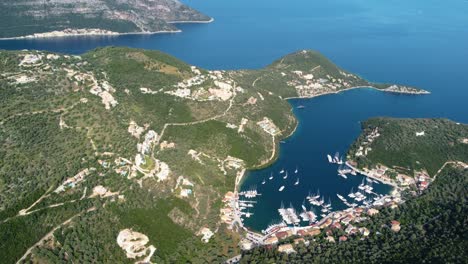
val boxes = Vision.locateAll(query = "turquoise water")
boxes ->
[1,0,467,231]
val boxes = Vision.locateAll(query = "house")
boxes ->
[275,230,292,240]
[307,229,321,237]
[293,238,307,245]
[420,181,429,190]
[297,229,307,236]
[326,236,335,243]
[264,236,279,245]
[359,227,370,237]
[339,236,348,242]
[331,222,342,230]
[391,220,401,232]
[278,244,296,254]
[367,208,379,216]
[345,225,358,236]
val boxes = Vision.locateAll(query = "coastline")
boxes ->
[235,85,425,193]
[345,162,399,189]
[284,85,430,101]
[0,17,216,40]
[0,29,183,41]
[168,18,215,24]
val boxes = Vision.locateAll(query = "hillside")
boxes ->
[0,0,212,39]
[347,118,468,180]
[0,47,425,263]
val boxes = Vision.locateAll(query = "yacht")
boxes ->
[283,171,288,179]
[279,186,285,192]
[294,178,299,185]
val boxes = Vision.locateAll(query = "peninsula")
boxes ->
[0,47,429,263]
[0,0,212,39]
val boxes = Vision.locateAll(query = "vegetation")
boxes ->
[241,165,468,263]
[0,47,424,262]
[348,118,468,176]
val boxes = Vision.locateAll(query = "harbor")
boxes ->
[239,96,396,232]
[237,154,393,232]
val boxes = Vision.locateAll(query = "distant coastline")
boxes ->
[169,18,215,24]
[0,29,184,40]
[0,18,215,40]
[284,85,430,100]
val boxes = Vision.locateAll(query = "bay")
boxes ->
[1,0,467,232]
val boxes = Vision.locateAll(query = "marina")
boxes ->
[241,127,394,232]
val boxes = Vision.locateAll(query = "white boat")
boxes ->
[337,194,347,202]
[269,173,273,180]
[295,166,298,174]
[279,169,285,174]
[294,178,299,185]
[327,154,333,163]
[262,178,266,184]
[302,204,307,211]
[313,189,320,200]
[279,186,285,192]
[334,152,340,163]
[283,171,288,179]
[337,156,344,165]
[338,173,347,179]
[321,214,327,218]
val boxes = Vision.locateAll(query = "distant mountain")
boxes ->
[0,0,212,38]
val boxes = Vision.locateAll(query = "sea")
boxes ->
[1,0,467,232]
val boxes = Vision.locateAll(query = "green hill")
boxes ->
[348,118,468,177]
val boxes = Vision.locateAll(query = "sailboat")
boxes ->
[279,186,285,192]
[327,154,333,163]
[337,156,344,165]
[262,178,266,184]
[279,169,285,174]
[283,171,288,179]
[334,152,340,163]
[294,166,298,174]
[269,173,273,180]
[294,178,299,185]
[313,189,320,199]
[338,173,347,179]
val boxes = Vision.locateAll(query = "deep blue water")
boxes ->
[1,0,467,231]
